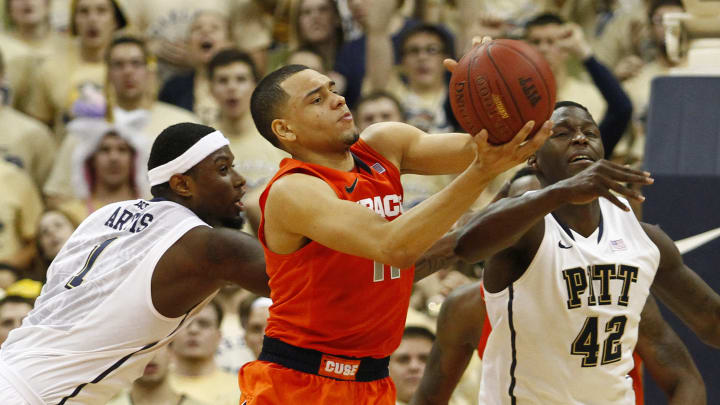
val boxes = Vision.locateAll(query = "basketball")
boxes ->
[449,39,556,144]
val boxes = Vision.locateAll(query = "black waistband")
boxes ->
[258,335,390,382]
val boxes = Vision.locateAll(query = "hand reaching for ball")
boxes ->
[470,120,554,178]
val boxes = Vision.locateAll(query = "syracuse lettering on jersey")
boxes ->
[356,194,403,218]
[561,264,639,309]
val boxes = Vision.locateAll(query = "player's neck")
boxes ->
[130,380,181,405]
[553,200,602,238]
[173,356,218,377]
[291,147,355,172]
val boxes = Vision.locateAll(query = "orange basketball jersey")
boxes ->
[258,139,414,358]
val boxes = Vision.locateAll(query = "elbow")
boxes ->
[384,250,416,270]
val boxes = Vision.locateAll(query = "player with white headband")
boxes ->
[0,123,270,405]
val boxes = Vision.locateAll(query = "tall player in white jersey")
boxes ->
[411,101,720,405]
[0,123,270,405]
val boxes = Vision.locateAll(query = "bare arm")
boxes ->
[643,223,720,348]
[267,123,549,269]
[414,231,476,281]
[637,296,706,404]
[152,226,268,318]
[410,282,485,405]
[362,122,476,175]
[455,160,653,263]
[365,0,397,92]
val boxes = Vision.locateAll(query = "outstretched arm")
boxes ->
[410,282,485,405]
[456,160,652,262]
[643,223,720,348]
[152,226,269,318]
[637,296,706,404]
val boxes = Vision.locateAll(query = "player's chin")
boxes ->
[342,130,360,146]
[221,214,245,230]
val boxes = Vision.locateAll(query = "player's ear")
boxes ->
[272,118,296,143]
[169,173,193,198]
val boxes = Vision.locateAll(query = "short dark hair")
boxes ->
[71,0,127,36]
[356,90,406,120]
[554,100,596,123]
[105,34,150,65]
[403,326,435,342]
[648,0,684,19]
[0,295,34,312]
[399,23,455,59]
[250,64,310,149]
[525,12,565,33]
[208,47,259,82]
[147,122,217,196]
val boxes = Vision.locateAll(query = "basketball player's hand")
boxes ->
[443,36,493,73]
[471,120,553,176]
[555,160,654,211]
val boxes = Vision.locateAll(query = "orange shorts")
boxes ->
[238,360,397,405]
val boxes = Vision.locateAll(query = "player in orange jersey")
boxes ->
[237,52,559,403]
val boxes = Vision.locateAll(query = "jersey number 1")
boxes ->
[64,237,118,289]
[571,315,627,367]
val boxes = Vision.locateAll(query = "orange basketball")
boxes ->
[449,39,556,144]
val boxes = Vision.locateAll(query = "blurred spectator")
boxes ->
[0,0,72,111]
[335,0,424,108]
[120,0,230,82]
[366,22,454,133]
[0,295,33,347]
[214,286,255,374]
[53,118,149,220]
[25,0,127,137]
[44,35,198,205]
[239,295,271,359]
[271,0,343,73]
[0,263,22,292]
[286,46,326,73]
[525,14,605,119]
[33,209,78,281]
[0,48,56,187]
[158,10,231,124]
[107,346,207,405]
[208,48,288,194]
[0,158,43,271]
[169,301,240,405]
[391,326,434,405]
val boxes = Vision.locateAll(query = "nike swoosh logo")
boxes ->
[558,241,573,249]
[675,226,720,254]
[345,178,358,193]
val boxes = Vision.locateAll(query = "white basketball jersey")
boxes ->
[0,199,214,405]
[479,198,660,405]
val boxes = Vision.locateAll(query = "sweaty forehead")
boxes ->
[551,106,596,127]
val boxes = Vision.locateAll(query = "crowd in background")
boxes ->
[0,0,689,403]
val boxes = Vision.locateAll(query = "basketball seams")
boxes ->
[493,42,555,116]
[486,43,527,142]
[465,50,492,136]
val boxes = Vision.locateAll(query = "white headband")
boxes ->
[148,130,230,186]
